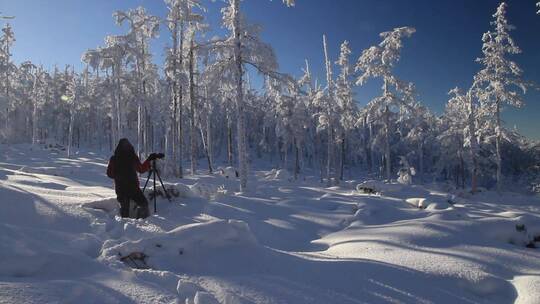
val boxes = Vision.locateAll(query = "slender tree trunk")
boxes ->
[4,43,10,142]
[170,19,179,177]
[327,127,333,186]
[467,91,478,193]
[232,0,248,191]
[170,94,177,176]
[207,111,213,172]
[323,34,333,187]
[339,133,345,181]
[283,140,288,170]
[199,120,213,174]
[294,137,300,180]
[31,74,39,145]
[383,106,391,180]
[316,132,323,183]
[189,31,197,175]
[177,25,185,178]
[227,114,233,166]
[418,140,424,183]
[495,99,502,192]
[32,104,38,145]
[369,121,376,174]
[458,143,465,189]
[114,65,122,144]
[67,107,74,158]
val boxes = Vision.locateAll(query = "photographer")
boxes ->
[106,138,162,219]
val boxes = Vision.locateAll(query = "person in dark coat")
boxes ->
[106,138,158,219]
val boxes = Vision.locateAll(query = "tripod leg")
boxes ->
[142,170,152,193]
[156,170,172,201]
[153,170,157,213]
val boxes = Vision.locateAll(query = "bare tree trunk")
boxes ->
[327,127,333,186]
[227,113,233,166]
[323,34,333,187]
[177,25,185,178]
[4,42,10,142]
[189,31,197,175]
[495,99,502,192]
[418,140,424,183]
[67,107,74,158]
[207,111,213,172]
[199,119,213,174]
[339,133,345,181]
[113,65,122,144]
[467,91,479,193]
[458,143,465,189]
[232,0,248,191]
[32,73,39,145]
[383,106,391,181]
[294,137,300,180]
[283,140,288,170]
[316,132,323,183]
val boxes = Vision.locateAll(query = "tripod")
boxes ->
[142,159,171,213]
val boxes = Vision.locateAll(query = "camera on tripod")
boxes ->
[142,152,171,213]
[148,153,165,161]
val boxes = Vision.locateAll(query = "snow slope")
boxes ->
[1,144,540,304]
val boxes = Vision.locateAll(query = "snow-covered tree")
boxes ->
[473,2,528,191]
[31,65,47,146]
[62,69,82,158]
[355,27,416,180]
[0,23,14,141]
[334,40,357,181]
[114,7,160,157]
[219,0,294,191]
[164,0,204,177]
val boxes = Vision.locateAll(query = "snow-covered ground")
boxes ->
[1,144,540,304]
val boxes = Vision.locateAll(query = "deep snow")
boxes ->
[1,144,540,304]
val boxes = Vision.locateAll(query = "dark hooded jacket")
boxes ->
[106,139,150,194]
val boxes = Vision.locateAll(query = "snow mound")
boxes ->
[405,197,448,209]
[81,197,118,213]
[458,276,516,303]
[265,169,291,181]
[193,291,220,304]
[0,223,104,278]
[514,275,540,304]
[159,183,193,199]
[100,220,259,273]
[190,182,219,199]
[356,180,403,194]
[217,166,238,179]
[481,214,540,247]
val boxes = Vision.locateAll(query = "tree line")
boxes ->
[0,1,538,192]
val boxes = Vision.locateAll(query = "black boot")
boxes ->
[136,205,150,219]
[118,197,130,218]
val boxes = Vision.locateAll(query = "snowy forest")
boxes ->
[3,1,540,303]
[1,0,539,193]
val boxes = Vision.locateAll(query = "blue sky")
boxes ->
[2,0,539,139]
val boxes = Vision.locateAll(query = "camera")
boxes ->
[148,153,165,161]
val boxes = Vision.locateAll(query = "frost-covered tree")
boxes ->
[473,2,527,191]
[334,40,357,181]
[114,7,160,157]
[439,88,474,189]
[312,34,339,186]
[63,69,82,158]
[31,65,47,146]
[219,0,294,191]
[355,27,416,180]
[0,23,14,140]
[164,0,204,177]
